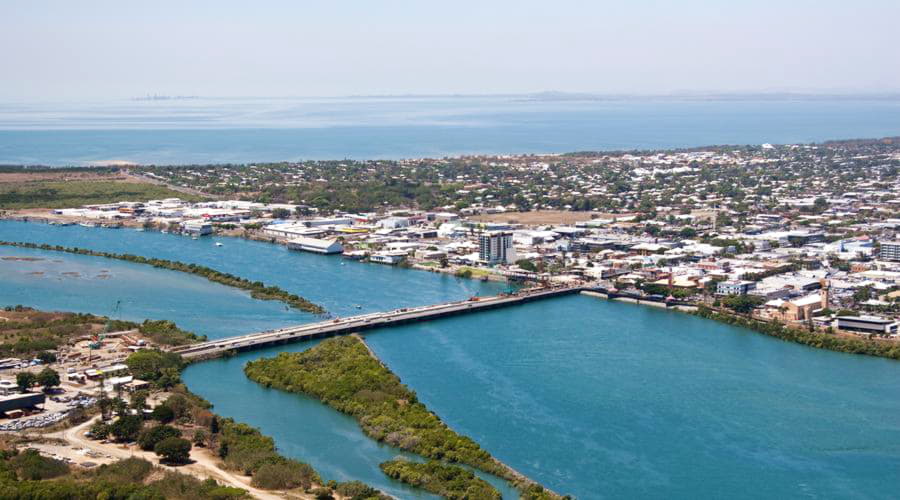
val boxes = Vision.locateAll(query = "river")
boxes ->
[2,220,900,499]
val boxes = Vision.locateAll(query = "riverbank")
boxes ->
[693,306,900,361]
[0,240,326,315]
[244,335,567,500]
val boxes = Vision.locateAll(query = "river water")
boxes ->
[2,220,900,499]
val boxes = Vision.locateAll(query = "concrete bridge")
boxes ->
[171,285,591,360]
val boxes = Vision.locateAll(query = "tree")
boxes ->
[36,351,57,364]
[155,437,192,464]
[151,404,175,424]
[89,421,110,440]
[271,208,291,219]
[36,367,60,392]
[193,429,209,447]
[515,259,537,272]
[16,372,36,393]
[130,390,149,411]
[110,415,143,442]
[138,425,182,451]
[125,350,183,388]
[814,197,828,212]
[721,295,764,314]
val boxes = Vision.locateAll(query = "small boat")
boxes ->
[215,242,223,247]
[79,222,96,228]
[355,305,362,309]
[192,235,198,240]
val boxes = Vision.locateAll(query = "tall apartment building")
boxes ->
[880,241,900,261]
[479,231,516,265]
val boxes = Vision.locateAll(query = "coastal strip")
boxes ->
[0,240,326,315]
[244,335,569,500]
[693,306,900,361]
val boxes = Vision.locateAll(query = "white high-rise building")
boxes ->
[479,231,516,265]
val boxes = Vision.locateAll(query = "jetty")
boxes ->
[171,285,590,360]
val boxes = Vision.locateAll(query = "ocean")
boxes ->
[1,96,899,165]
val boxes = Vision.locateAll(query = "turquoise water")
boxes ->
[2,221,900,499]
[1,97,899,165]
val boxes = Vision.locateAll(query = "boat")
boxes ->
[215,242,223,247]
[78,222,97,228]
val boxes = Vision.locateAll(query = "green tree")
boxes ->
[155,437,192,464]
[271,208,291,219]
[151,404,176,424]
[37,367,60,391]
[515,259,537,272]
[110,415,144,442]
[89,421,110,440]
[16,372,36,393]
[138,425,182,451]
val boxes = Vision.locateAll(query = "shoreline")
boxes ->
[354,334,562,499]
[0,239,326,315]
[582,289,900,362]
[1,215,521,287]
[246,336,568,500]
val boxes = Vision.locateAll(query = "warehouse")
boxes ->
[287,237,344,254]
[0,392,45,415]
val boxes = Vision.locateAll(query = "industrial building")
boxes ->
[182,219,213,235]
[287,237,344,254]
[0,392,45,415]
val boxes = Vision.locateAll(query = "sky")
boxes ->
[1,0,899,101]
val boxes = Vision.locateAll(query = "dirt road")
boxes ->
[45,417,297,500]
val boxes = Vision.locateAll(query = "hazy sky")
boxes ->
[2,0,898,100]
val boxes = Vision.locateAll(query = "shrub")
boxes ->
[251,459,319,490]
[9,449,69,480]
[94,457,154,483]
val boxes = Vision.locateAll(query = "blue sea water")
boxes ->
[2,221,900,499]
[0,96,899,165]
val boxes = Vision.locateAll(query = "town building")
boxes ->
[716,280,756,295]
[479,231,516,265]
[287,237,344,254]
[879,241,900,261]
[182,219,213,235]
[835,316,899,336]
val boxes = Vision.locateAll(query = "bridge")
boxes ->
[171,285,590,360]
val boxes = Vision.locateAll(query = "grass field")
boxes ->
[0,180,202,209]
